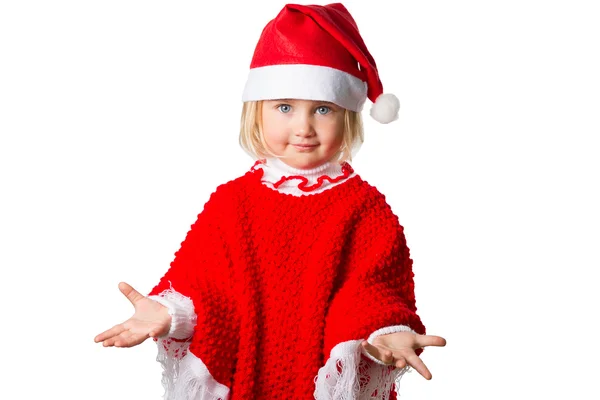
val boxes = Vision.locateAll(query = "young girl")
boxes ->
[94,3,445,399]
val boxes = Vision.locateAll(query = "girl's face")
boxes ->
[261,99,345,169]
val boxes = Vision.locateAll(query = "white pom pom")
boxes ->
[369,93,400,124]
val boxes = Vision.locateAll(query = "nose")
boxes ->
[293,113,315,137]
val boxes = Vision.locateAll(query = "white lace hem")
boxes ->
[314,340,410,400]
[150,288,228,399]
[155,340,230,400]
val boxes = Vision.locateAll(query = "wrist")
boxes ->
[148,293,196,339]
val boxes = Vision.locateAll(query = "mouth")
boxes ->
[292,144,318,151]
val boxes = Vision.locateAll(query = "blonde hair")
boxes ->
[239,100,364,164]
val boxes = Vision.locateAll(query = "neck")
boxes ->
[267,157,337,177]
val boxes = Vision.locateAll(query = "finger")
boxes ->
[127,332,150,347]
[95,323,125,343]
[117,331,150,348]
[404,352,432,380]
[102,333,122,347]
[380,349,394,365]
[361,340,379,357]
[119,282,145,306]
[394,357,407,369]
[104,327,136,347]
[415,334,447,348]
[114,330,135,347]
[361,341,394,365]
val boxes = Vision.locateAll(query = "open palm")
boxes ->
[361,331,446,380]
[94,282,171,348]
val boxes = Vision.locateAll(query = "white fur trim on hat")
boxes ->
[242,64,368,112]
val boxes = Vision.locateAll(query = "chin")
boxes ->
[282,158,314,169]
[282,151,333,169]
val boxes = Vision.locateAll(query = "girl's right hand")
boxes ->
[94,282,171,348]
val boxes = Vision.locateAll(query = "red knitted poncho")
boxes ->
[147,161,425,399]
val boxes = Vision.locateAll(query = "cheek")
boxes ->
[262,126,287,147]
[262,113,287,146]
[321,119,345,146]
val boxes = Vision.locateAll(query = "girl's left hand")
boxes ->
[361,332,446,380]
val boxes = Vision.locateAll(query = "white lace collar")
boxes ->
[251,157,356,196]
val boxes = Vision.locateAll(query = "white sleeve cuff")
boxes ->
[360,325,416,365]
[148,289,197,339]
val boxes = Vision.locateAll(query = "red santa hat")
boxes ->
[242,3,400,124]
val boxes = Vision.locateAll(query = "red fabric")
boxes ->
[249,3,384,102]
[148,166,425,399]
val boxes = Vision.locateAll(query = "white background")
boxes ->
[1,1,598,399]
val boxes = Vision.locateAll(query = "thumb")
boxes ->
[118,282,145,306]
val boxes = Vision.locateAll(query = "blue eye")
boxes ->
[278,104,291,113]
[316,106,331,115]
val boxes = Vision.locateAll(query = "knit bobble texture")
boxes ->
[147,167,424,399]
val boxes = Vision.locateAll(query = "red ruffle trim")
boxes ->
[250,159,354,192]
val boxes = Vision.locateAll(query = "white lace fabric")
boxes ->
[314,340,411,400]
[150,289,229,400]
[149,243,415,398]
